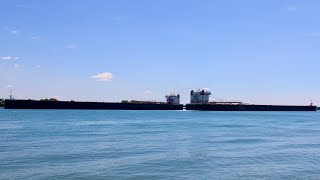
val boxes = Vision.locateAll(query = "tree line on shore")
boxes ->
[40,98,58,101]
[0,99,4,107]
[0,98,59,108]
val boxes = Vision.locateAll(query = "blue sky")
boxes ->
[1,0,320,105]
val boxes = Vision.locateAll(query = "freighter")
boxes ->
[4,94,183,110]
[185,89,317,111]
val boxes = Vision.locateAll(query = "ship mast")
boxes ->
[9,90,13,100]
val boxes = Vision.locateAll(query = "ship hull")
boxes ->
[186,104,317,111]
[4,99,183,110]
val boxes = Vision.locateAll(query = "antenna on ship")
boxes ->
[310,100,313,106]
[9,90,15,100]
[9,90,13,99]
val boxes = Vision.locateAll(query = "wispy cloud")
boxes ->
[1,56,19,60]
[10,30,19,35]
[31,36,41,40]
[144,90,152,94]
[92,72,113,81]
[3,26,20,35]
[5,85,13,89]
[65,44,77,49]
[34,65,41,68]
[287,5,297,12]
[16,4,33,9]
[14,63,20,70]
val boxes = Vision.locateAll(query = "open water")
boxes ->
[0,109,320,179]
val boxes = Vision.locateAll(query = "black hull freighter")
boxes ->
[4,94,183,110]
[3,90,317,111]
[185,89,317,111]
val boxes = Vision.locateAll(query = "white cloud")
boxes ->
[92,72,113,81]
[1,56,12,60]
[144,90,152,94]
[1,56,19,60]
[10,30,19,35]
[203,88,210,91]
[31,36,40,40]
[3,26,20,35]
[14,63,20,70]
[65,44,77,49]
[287,5,297,12]
[5,85,13,88]
[16,4,33,9]
[34,65,41,68]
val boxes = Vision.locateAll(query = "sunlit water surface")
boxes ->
[1,109,320,179]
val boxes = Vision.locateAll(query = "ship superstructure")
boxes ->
[166,94,180,105]
[190,90,211,104]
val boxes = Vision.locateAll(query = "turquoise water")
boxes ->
[1,109,320,179]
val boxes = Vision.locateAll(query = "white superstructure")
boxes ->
[190,89,211,104]
[166,94,180,105]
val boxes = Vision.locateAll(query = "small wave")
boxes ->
[74,121,115,126]
[275,143,320,150]
[0,124,23,130]
[213,138,268,144]
[210,124,253,128]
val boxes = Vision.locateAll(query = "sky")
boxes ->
[1,0,320,105]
